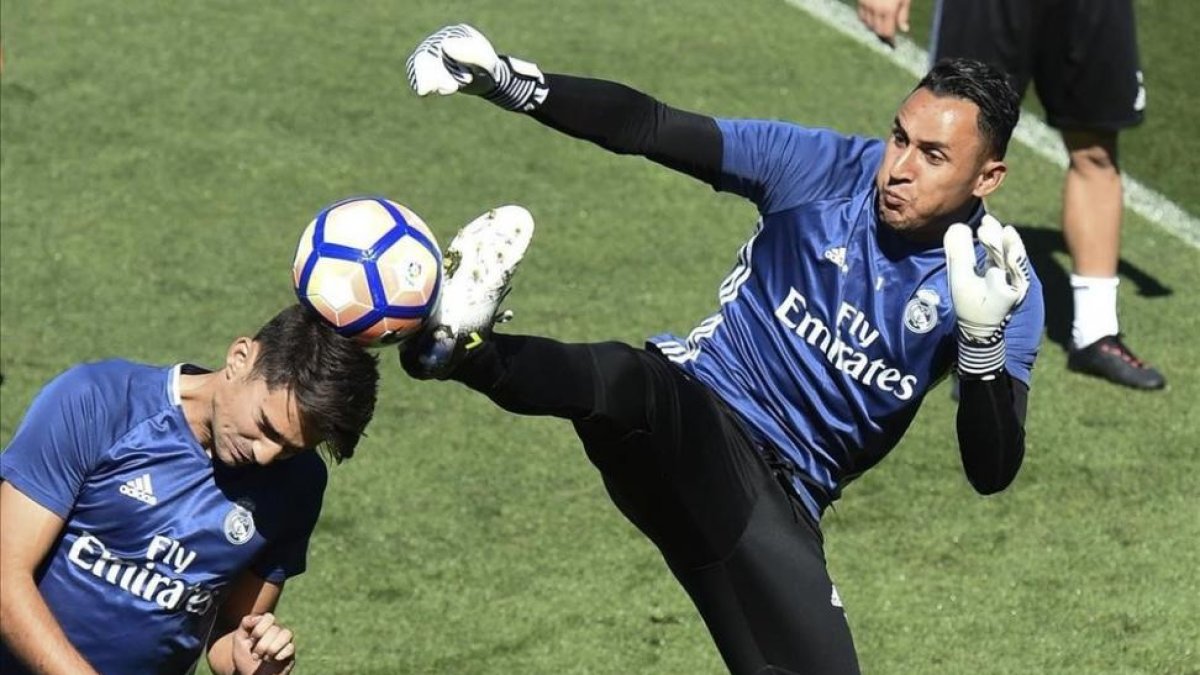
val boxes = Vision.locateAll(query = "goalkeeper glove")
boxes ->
[944,214,1031,380]
[406,24,549,112]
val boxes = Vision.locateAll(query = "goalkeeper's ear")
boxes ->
[971,158,1007,199]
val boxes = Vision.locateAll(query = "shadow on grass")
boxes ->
[0,81,38,103]
[1017,225,1173,351]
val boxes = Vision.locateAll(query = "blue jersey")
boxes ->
[650,120,1044,519]
[0,361,327,675]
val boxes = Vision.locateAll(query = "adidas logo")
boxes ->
[119,473,157,506]
[823,246,848,271]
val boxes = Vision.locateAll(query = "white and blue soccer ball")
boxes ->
[292,197,442,346]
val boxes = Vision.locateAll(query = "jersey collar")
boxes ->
[168,364,183,406]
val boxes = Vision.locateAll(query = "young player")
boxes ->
[0,304,379,675]
[403,25,1044,674]
[857,0,1164,390]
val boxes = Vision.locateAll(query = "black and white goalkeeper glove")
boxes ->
[944,215,1031,380]
[406,24,549,113]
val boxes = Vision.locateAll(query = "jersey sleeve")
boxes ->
[0,366,113,518]
[1003,271,1045,386]
[715,119,882,215]
[250,457,327,583]
[251,537,309,584]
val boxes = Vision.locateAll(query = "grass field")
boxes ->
[2,1,1198,673]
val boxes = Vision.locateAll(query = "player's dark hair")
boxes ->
[916,58,1020,160]
[250,304,379,463]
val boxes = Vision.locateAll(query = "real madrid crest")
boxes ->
[223,498,257,545]
[903,289,941,334]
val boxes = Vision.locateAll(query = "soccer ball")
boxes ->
[293,197,442,346]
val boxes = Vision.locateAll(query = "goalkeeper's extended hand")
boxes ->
[406,24,548,112]
[944,215,1031,379]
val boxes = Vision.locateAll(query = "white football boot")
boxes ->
[402,205,534,378]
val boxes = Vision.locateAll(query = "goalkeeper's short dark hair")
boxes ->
[251,304,379,463]
[916,58,1021,160]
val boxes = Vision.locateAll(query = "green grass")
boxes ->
[2,1,1198,673]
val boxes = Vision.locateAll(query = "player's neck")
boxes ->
[177,371,218,455]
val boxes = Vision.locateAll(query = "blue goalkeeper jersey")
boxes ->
[0,360,327,675]
[649,119,1044,520]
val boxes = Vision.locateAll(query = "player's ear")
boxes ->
[224,337,257,379]
[972,159,1007,199]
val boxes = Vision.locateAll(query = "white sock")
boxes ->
[1071,275,1120,349]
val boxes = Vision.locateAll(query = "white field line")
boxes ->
[782,0,1200,249]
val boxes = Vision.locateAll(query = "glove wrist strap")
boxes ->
[483,55,549,112]
[956,324,1007,380]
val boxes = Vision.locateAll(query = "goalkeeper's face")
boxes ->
[874,88,1006,234]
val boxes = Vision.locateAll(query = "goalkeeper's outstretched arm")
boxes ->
[407,24,724,187]
[530,74,723,187]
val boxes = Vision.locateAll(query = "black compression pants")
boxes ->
[447,334,861,674]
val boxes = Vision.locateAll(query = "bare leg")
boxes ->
[1061,129,1165,389]
[1062,129,1122,279]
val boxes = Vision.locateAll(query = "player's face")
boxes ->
[210,339,317,468]
[875,87,1006,234]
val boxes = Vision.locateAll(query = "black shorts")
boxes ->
[932,0,1145,131]
[574,345,861,675]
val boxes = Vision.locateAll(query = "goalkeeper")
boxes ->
[405,25,1044,675]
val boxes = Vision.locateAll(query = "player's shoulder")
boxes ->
[268,451,329,494]
[719,118,883,155]
[35,359,174,433]
[56,358,161,385]
[289,451,329,483]
[254,452,329,533]
[49,359,168,405]
[713,117,885,212]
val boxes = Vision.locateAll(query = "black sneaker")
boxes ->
[1067,335,1166,390]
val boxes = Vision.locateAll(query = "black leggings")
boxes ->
[448,334,861,674]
